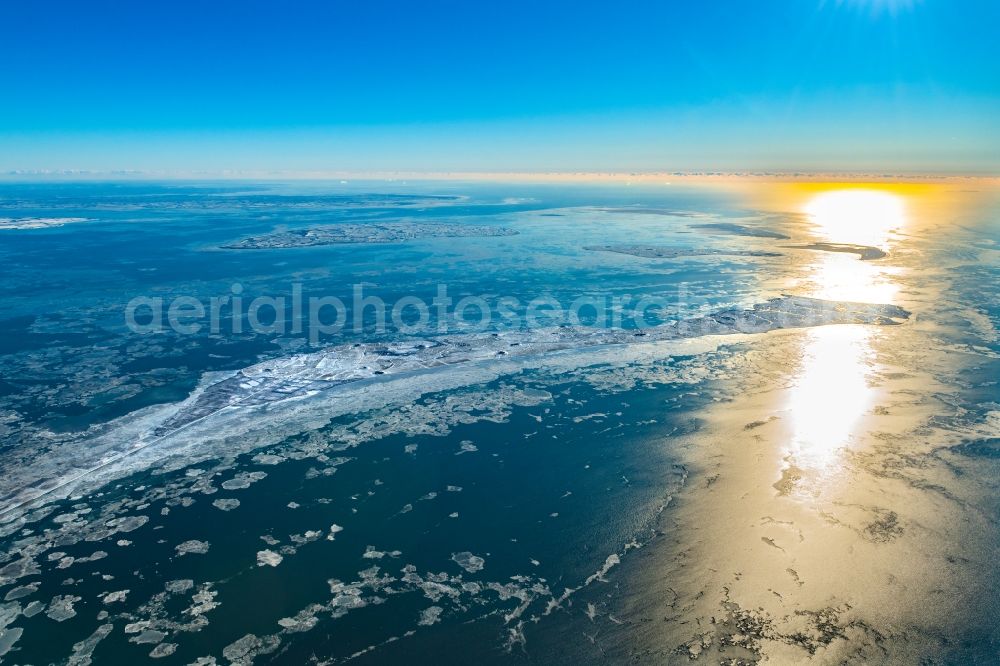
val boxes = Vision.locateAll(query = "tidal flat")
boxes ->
[0,180,996,664]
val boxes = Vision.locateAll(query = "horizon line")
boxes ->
[1,169,998,184]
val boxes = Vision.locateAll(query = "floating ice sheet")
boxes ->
[0,296,909,518]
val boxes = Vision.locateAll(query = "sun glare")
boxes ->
[783,186,911,470]
[787,325,875,468]
[803,189,905,247]
[795,188,908,303]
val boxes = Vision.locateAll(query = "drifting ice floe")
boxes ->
[175,540,210,556]
[0,296,909,517]
[220,472,267,490]
[256,550,283,567]
[0,217,91,230]
[418,605,444,626]
[451,552,486,573]
[45,594,81,621]
[211,499,240,512]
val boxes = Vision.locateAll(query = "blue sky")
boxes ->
[1,0,997,174]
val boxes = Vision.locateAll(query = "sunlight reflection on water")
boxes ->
[802,189,905,303]
[787,188,907,469]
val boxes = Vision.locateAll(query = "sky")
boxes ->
[0,0,997,175]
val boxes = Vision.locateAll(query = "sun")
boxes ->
[803,189,906,247]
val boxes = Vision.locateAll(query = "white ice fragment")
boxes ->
[46,595,81,621]
[149,642,177,658]
[0,627,23,657]
[175,540,210,556]
[221,471,267,490]
[22,601,45,618]
[4,583,38,601]
[455,441,478,455]
[132,629,166,644]
[165,579,194,594]
[106,515,149,534]
[451,552,485,573]
[418,606,443,626]
[584,554,621,585]
[256,550,283,567]
[362,546,401,560]
[277,613,319,632]
[211,499,241,511]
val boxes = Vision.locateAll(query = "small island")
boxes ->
[585,244,781,258]
[787,242,887,260]
[222,222,519,249]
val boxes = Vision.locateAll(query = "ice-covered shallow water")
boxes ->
[0,180,996,664]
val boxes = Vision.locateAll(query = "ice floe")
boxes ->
[256,550,283,567]
[211,498,241,511]
[220,471,267,490]
[451,551,486,573]
[418,605,443,626]
[175,540,210,556]
[46,594,81,621]
[0,217,91,230]
[0,296,909,519]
